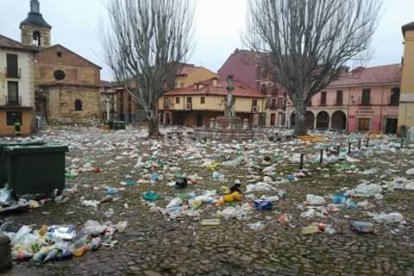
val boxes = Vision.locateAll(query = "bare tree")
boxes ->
[246,0,382,135]
[102,0,193,138]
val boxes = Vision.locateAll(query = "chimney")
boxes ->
[212,78,218,87]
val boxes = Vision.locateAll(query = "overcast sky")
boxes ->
[1,0,413,81]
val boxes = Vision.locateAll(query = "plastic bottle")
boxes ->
[90,237,102,251]
[350,221,375,234]
[74,244,89,257]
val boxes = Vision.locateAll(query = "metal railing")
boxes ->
[6,96,22,106]
[5,67,21,78]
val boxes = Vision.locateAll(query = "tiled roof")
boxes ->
[402,22,414,36]
[100,80,113,88]
[20,12,51,29]
[0,34,27,51]
[163,79,264,98]
[329,64,401,87]
[177,64,196,75]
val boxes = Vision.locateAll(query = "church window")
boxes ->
[54,70,65,80]
[75,99,82,111]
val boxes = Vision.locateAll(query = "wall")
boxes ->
[21,25,51,48]
[176,67,217,88]
[47,86,100,124]
[0,110,33,136]
[399,30,414,130]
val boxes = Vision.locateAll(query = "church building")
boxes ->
[21,0,102,125]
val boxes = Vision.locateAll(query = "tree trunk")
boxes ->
[294,102,308,136]
[147,110,161,138]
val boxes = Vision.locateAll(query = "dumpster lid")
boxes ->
[5,145,69,154]
[0,140,45,148]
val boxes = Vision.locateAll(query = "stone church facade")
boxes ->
[21,0,101,125]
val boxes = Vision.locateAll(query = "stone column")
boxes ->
[243,118,249,129]
[210,118,216,129]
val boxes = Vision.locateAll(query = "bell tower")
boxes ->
[20,0,52,48]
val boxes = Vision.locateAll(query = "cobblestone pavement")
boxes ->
[2,127,414,275]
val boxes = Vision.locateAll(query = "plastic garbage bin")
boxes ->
[5,145,68,195]
[117,121,126,130]
[0,141,45,188]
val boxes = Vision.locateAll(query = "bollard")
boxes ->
[401,138,404,149]
[348,142,352,154]
[299,154,304,170]
[358,139,361,150]
[320,149,324,164]
[366,138,370,147]
[336,145,340,156]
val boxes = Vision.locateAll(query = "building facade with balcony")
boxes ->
[158,78,265,127]
[286,64,401,134]
[0,34,36,135]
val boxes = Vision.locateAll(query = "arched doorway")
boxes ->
[316,111,329,130]
[290,113,296,127]
[305,111,315,130]
[331,111,347,130]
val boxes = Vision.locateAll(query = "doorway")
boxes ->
[385,118,398,134]
[196,114,203,127]
[270,113,276,126]
[358,118,370,132]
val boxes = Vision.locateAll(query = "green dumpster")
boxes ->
[0,141,45,188]
[5,145,68,195]
[116,121,126,130]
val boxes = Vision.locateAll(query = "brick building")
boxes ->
[21,0,101,125]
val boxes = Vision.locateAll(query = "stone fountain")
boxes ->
[195,76,260,140]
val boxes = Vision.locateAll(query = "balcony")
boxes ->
[5,68,21,79]
[6,96,22,106]
[359,99,371,106]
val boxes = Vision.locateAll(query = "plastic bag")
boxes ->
[83,220,107,236]
[254,200,273,210]
[371,212,405,224]
[0,186,13,206]
[354,183,383,197]
[82,200,100,208]
[47,225,76,241]
[248,222,266,231]
[142,191,160,201]
[306,194,326,206]
[116,221,128,233]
